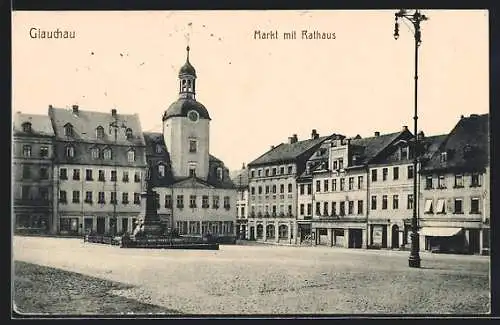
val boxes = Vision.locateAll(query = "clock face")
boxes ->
[188,110,199,122]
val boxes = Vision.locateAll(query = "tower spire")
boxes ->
[186,45,190,62]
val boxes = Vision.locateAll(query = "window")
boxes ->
[278,184,283,194]
[454,198,463,214]
[382,168,388,181]
[440,151,447,162]
[315,202,321,216]
[471,198,480,214]
[454,174,464,188]
[348,177,354,190]
[122,171,129,182]
[158,165,165,178]
[22,186,30,199]
[85,169,93,181]
[72,190,80,203]
[22,165,31,179]
[371,196,377,210]
[382,195,388,210]
[110,192,117,204]
[64,124,73,137]
[125,128,133,140]
[401,146,408,160]
[103,148,112,160]
[393,195,399,209]
[272,185,277,194]
[436,199,445,214]
[393,167,399,180]
[176,195,184,208]
[258,186,262,195]
[91,147,100,160]
[127,150,135,162]
[72,169,80,180]
[323,202,329,215]
[300,204,305,215]
[66,145,75,158]
[85,191,93,203]
[371,169,377,182]
[324,180,329,192]
[189,195,197,208]
[39,187,49,200]
[339,202,345,216]
[22,145,32,157]
[288,166,293,174]
[333,161,338,170]
[98,192,105,204]
[264,185,269,194]
[39,146,49,158]
[357,200,363,214]
[438,175,446,189]
[22,122,32,133]
[300,184,304,195]
[272,168,277,176]
[408,165,414,179]
[315,180,321,192]
[279,167,285,174]
[98,170,105,181]
[340,178,345,191]
[251,170,255,178]
[224,196,230,209]
[332,179,337,191]
[272,205,277,216]
[120,192,128,205]
[407,194,414,209]
[156,144,162,154]
[258,169,262,177]
[39,167,48,180]
[307,203,312,215]
[265,169,269,177]
[307,184,312,195]
[425,176,433,189]
[213,196,220,209]
[331,202,337,216]
[338,158,344,170]
[96,126,105,139]
[134,172,141,182]
[202,195,209,208]
[189,166,196,177]
[471,173,481,187]
[424,199,433,214]
[189,139,197,153]
[60,168,67,180]
[59,190,67,203]
[358,176,363,190]
[111,170,117,181]
[217,167,223,180]
[134,193,141,204]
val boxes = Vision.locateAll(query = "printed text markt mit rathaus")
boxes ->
[253,30,336,40]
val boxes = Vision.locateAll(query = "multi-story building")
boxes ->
[247,130,334,244]
[419,113,489,255]
[48,105,147,235]
[147,47,237,237]
[231,164,249,239]
[12,112,55,234]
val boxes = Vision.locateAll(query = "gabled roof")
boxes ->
[248,135,331,167]
[48,106,145,146]
[13,112,55,137]
[230,167,249,189]
[422,114,489,173]
[420,134,448,160]
[351,131,406,165]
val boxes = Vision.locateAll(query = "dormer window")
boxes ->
[22,122,32,133]
[155,144,162,154]
[127,149,135,162]
[158,164,165,178]
[217,167,223,180]
[96,126,105,139]
[126,128,133,140]
[103,148,112,160]
[440,152,447,163]
[64,124,74,137]
[66,145,75,158]
[91,147,100,160]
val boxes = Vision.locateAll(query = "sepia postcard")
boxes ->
[11,9,490,317]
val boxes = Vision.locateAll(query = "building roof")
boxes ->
[143,132,169,157]
[179,46,197,77]
[48,106,145,146]
[248,136,330,167]
[350,131,405,165]
[420,134,448,160]
[162,98,211,121]
[230,167,250,189]
[422,114,489,173]
[13,112,55,137]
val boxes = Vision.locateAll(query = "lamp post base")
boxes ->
[408,255,421,268]
[408,232,421,268]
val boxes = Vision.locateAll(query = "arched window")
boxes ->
[125,128,133,140]
[22,122,32,133]
[127,149,135,162]
[91,147,100,160]
[96,126,104,139]
[66,145,75,158]
[64,124,74,137]
[103,148,112,160]
[158,164,165,178]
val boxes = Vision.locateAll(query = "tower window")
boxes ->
[158,164,165,178]
[189,140,197,153]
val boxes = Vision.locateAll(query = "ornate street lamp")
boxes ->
[394,9,428,268]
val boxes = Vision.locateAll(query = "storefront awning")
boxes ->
[420,227,462,237]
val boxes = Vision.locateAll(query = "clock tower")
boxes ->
[162,46,211,180]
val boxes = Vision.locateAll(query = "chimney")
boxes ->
[402,125,408,131]
[48,104,53,109]
[242,163,246,170]
[289,134,298,144]
[111,108,117,117]
[271,145,275,150]
[374,131,380,137]
[311,129,319,139]
[72,105,79,114]
[417,131,425,140]
[288,137,294,144]
[460,115,464,119]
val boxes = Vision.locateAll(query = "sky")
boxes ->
[12,10,489,172]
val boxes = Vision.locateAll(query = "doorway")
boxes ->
[84,218,93,234]
[349,229,363,248]
[391,225,400,249]
[468,229,480,254]
[250,226,255,240]
[96,217,105,234]
[122,218,129,234]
